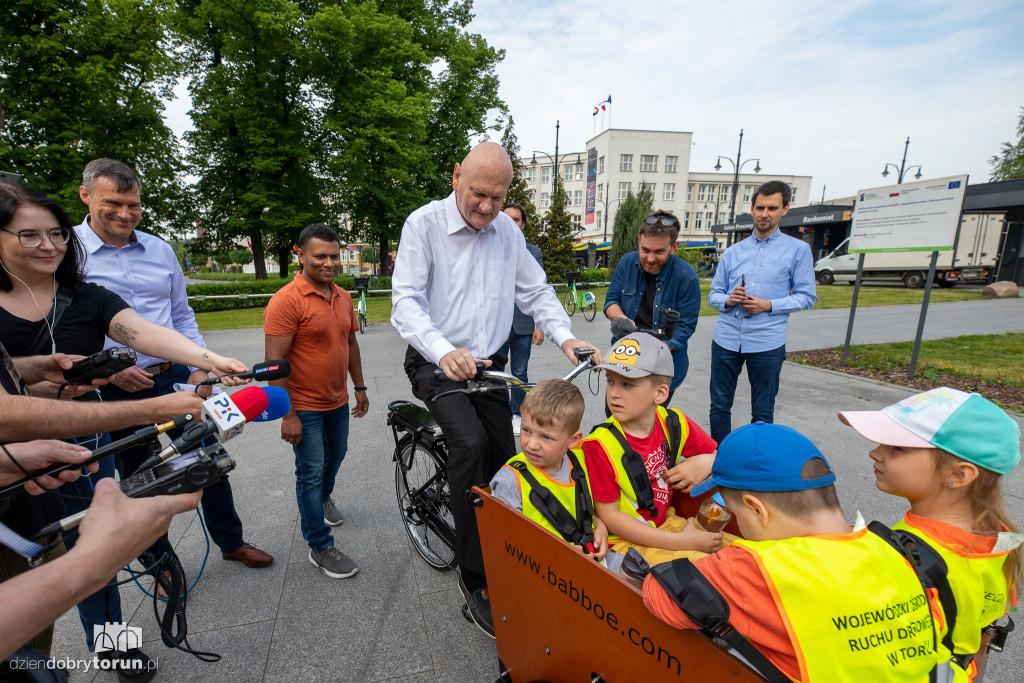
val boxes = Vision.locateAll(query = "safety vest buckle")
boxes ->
[987,616,1015,653]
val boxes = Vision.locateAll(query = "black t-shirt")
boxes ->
[0,281,130,358]
[634,270,658,330]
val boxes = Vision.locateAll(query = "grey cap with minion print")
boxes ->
[595,332,674,378]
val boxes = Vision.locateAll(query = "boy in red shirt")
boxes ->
[582,332,722,562]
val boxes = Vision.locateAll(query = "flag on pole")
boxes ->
[246,239,253,252]
[592,95,612,115]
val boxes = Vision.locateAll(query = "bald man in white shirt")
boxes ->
[392,142,599,637]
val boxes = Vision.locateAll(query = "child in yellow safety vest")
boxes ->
[643,422,954,682]
[489,379,618,568]
[839,387,1022,682]
[582,332,722,563]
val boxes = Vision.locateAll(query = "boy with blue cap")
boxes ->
[643,422,952,682]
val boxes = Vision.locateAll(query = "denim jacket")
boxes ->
[605,252,700,390]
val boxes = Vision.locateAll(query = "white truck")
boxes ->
[813,212,1003,288]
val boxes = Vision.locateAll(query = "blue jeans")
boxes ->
[293,405,350,552]
[709,341,786,444]
[60,432,120,651]
[499,331,533,416]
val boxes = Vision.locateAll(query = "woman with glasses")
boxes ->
[0,182,247,664]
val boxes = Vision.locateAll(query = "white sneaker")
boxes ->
[511,415,521,435]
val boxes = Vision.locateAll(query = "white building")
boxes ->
[520,128,812,250]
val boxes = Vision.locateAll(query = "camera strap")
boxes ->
[27,287,73,356]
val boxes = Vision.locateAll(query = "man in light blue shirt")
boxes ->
[75,159,273,572]
[707,181,816,443]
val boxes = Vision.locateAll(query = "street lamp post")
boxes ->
[597,195,625,242]
[881,137,922,184]
[714,129,761,246]
[532,120,582,207]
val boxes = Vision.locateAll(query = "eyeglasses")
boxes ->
[644,215,679,228]
[0,227,71,248]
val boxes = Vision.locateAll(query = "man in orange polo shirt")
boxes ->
[264,223,369,579]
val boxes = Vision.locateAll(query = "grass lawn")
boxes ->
[789,333,1024,410]
[195,282,986,331]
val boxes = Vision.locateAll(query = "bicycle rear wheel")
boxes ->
[582,301,596,321]
[358,312,367,334]
[395,436,457,570]
[564,289,577,315]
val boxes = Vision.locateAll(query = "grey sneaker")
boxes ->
[323,498,344,526]
[309,547,359,579]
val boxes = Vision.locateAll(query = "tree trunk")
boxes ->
[278,245,290,278]
[378,234,390,276]
[249,229,267,279]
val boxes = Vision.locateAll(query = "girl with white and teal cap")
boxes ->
[840,387,1022,682]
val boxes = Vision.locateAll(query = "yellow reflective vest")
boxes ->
[895,513,1014,681]
[732,529,950,682]
[504,450,593,543]
[581,406,688,544]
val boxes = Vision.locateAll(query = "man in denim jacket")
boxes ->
[604,211,700,407]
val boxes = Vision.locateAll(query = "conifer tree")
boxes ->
[500,117,541,243]
[538,178,577,281]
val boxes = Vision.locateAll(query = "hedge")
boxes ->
[581,268,607,283]
[186,274,393,312]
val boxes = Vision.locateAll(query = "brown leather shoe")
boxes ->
[221,542,273,568]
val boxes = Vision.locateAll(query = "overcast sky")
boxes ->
[165,0,1024,202]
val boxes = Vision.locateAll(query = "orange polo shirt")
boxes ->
[263,271,358,411]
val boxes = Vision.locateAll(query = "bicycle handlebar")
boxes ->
[430,347,598,402]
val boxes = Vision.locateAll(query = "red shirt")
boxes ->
[583,414,717,527]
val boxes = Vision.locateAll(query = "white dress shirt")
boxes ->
[391,192,573,365]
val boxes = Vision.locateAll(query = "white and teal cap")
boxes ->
[839,387,1021,475]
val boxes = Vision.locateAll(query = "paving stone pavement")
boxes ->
[51,296,1024,682]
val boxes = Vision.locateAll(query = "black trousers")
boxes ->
[404,346,515,579]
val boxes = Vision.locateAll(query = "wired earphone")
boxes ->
[0,256,58,355]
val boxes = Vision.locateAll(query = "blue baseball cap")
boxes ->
[691,422,836,497]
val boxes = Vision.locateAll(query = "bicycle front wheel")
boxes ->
[583,300,596,321]
[394,437,457,571]
[564,289,577,315]
[358,312,367,334]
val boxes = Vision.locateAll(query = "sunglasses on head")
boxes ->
[644,215,678,228]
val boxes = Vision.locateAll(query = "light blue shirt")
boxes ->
[708,229,816,353]
[75,217,206,370]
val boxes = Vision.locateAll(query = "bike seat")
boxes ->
[388,400,443,437]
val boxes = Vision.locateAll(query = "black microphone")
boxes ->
[0,413,194,501]
[610,317,637,341]
[661,309,680,340]
[197,359,291,386]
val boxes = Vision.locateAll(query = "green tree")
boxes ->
[608,185,654,273]
[334,3,504,275]
[177,0,337,280]
[178,0,503,279]
[537,179,576,281]
[500,116,540,243]
[0,0,184,227]
[989,107,1024,181]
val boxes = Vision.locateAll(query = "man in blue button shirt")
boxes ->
[605,210,700,408]
[707,181,816,444]
[74,159,274,573]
